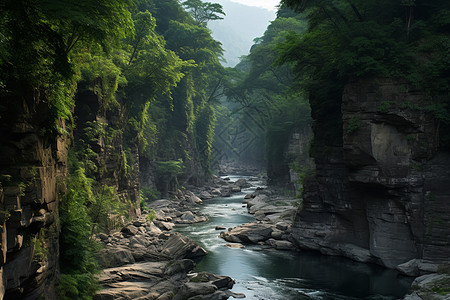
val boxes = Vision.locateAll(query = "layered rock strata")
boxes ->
[0,90,70,299]
[291,78,450,269]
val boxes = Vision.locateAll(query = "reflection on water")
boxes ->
[177,177,413,299]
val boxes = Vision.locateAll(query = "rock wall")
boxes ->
[291,78,450,268]
[0,88,70,299]
[74,88,141,218]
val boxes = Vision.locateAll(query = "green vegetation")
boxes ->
[2,1,225,297]
[278,0,450,149]
[346,116,361,135]
[217,7,312,182]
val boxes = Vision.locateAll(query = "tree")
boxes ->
[182,0,225,26]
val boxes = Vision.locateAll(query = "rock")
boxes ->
[230,185,241,193]
[164,259,195,276]
[271,230,284,240]
[266,238,295,250]
[133,220,144,227]
[234,179,250,188]
[98,261,167,284]
[157,221,175,231]
[215,226,226,230]
[225,243,244,249]
[188,193,203,205]
[275,222,290,231]
[397,259,439,276]
[246,194,269,209]
[121,225,139,236]
[403,273,450,300]
[180,211,196,222]
[97,233,109,241]
[190,272,234,289]
[199,191,213,200]
[220,223,273,244]
[211,189,222,195]
[176,282,217,299]
[220,190,231,197]
[146,222,164,234]
[244,193,253,199]
[161,233,207,259]
[98,246,135,268]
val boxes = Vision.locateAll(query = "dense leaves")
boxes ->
[278,0,450,148]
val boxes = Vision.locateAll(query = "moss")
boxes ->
[346,116,361,135]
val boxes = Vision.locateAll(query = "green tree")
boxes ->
[182,0,226,26]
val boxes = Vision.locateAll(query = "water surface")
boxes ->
[177,177,413,299]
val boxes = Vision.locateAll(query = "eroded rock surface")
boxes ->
[291,79,450,270]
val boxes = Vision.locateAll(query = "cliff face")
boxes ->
[0,88,70,299]
[74,87,141,218]
[291,78,450,268]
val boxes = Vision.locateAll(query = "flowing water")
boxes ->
[176,176,413,299]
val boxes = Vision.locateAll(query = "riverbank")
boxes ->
[93,173,449,299]
[93,176,249,299]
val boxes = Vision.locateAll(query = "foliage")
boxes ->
[0,0,134,130]
[182,0,226,26]
[278,0,450,148]
[220,8,311,177]
[156,159,185,176]
[59,167,100,299]
[346,116,361,134]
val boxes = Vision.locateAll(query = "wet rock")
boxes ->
[161,233,207,259]
[246,194,269,209]
[244,193,254,199]
[199,191,213,200]
[234,178,250,188]
[220,223,273,244]
[215,226,226,230]
[403,273,450,300]
[265,238,295,250]
[275,222,290,231]
[164,259,195,276]
[225,243,244,249]
[397,259,439,277]
[176,282,217,299]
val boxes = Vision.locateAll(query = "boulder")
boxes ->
[275,222,290,231]
[246,194,269,209]
[265,238,295,250]
[176,282,217,299]
[164,259,195,276]
[199,191,213,200]
[397,259,439,277]
[403,273,450,300]
[157,221,175,231]
[98,246,135,268]
[220,223,273,244]
[234,179,250,188]
[161,233,207,259]
[244,193,254,200]
[121,225,139,236]
[225,243,244,249]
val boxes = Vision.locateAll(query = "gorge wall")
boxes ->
[291,78,450,268]
[0,88,70,299]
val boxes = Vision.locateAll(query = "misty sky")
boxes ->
[229,0,280,11]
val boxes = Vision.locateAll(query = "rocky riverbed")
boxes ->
[93,176,249,300]
[218,187,298,251]
[94,174,450,300]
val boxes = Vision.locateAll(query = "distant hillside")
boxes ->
[208,0,276,67]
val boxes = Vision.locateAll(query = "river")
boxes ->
[176,175,413,299]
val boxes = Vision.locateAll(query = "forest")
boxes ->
[0,0,449,299]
